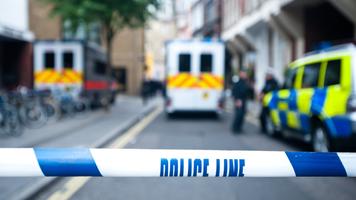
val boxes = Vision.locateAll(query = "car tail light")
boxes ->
[347,95,356,112]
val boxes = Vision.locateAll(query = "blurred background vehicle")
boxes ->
[33,40,112,108]
[165,39,225,117]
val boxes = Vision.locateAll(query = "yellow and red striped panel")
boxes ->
[167,73,223,89]
[35,69,82,85]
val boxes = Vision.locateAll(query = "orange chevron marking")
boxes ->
[36,70,53,83]
[174,74,192,88]
[200,74,222,89]
[41,70,57,83]
[167,73,224,89]
[35,69,83,84]
[180,75,197,88]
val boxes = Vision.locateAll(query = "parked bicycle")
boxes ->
[0,86,100,136]
[0,92,23,136]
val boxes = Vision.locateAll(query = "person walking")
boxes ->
[232,70,250,133]
[141,80,150,105]
[259,69,279,133]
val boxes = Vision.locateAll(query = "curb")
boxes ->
[10,101,160,200]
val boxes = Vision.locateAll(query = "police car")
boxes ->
[263,44,356,152]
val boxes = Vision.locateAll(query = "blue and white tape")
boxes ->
[0,148,355,177]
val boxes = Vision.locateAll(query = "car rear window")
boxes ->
[44,51,55,69]
[178,53,191,72]
[302,63,321,88]
[95,60,106,75]
[63,51,74,69]
[200,53,212,72]
[324,59,341,86]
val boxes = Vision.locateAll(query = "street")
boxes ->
[1,0,356,199]
[22,100,356,200]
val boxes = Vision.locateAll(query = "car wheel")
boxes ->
[312,125,331,152]
[166,112,173,119]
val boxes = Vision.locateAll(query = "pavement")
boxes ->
[0,95,160,200]
[29,98,356,200]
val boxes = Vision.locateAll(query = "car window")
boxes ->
[324,59,341,86]
[178,53,191,72]
[63,51,74,69]
[200,53,212,72]
[44,51,55,69]
[284,68,297,89]
[95,60,106,75]
[302,63,321,88]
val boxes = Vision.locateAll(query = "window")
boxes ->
[200,54,212,72]
[284,68,297,89]
[178,54,191,72]
[324,60,341,86]
[44,52,55,69]
[63,51,74,69]
[302,63,321,88]
[95,61,106,75]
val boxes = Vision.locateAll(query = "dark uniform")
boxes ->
[232,78,250,133]
[141,80,151,105]
[260,78,279,132]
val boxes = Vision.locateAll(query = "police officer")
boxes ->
[141,80,151,105]
[232,70,250,133]
[259,69,279,133]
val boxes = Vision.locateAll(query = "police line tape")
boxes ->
[0,148,355,177]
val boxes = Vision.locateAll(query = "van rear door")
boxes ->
[166,42,196,111]
[194,42,224,111]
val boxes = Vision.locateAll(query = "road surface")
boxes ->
[32,103,356,200]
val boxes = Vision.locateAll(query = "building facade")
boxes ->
[111,28,145,95]
[222,0,356,92]
[192,0,222,38]
[0,0,34,89]
[144,0,177,81]
[174,0,194,39]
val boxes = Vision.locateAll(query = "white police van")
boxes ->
[165,39,225,116]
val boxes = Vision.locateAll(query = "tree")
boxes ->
[42,0,160,84]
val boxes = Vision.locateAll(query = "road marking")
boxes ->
[47,106,163,200]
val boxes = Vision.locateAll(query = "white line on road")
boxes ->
[46,106,163,200]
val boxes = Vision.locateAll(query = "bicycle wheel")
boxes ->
[42,101,60,123]
[74,99,90,118]
[19,102,48,129]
